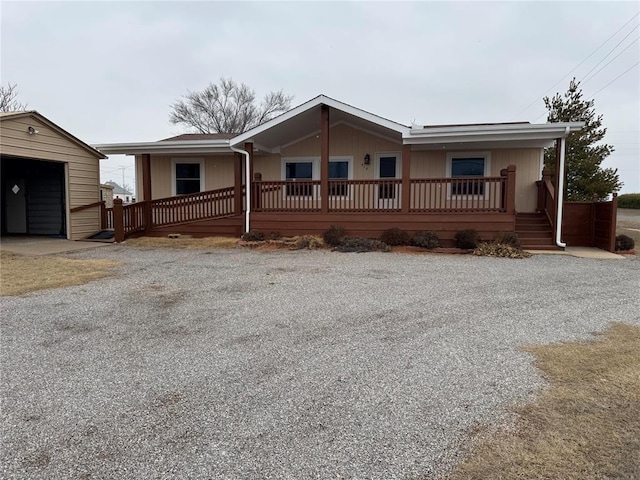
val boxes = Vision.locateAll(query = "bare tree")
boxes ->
[0,83,28,112]
[170,78,293,134]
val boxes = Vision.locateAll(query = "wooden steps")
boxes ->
[516,213,559,250]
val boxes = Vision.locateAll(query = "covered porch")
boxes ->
[93,95,589,248]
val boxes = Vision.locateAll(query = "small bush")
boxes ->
[412,231,440,249]
[494,231,521,249]
[333,237,390,253]
[322,225,347,247]
[380,228,411,246]
[241,229,264,242]
[473,243,532,259]
[266,231,281,241]
[291,235,324,250]
[615,234,635,251]
[455,229,480,249]
[617,193,640,209]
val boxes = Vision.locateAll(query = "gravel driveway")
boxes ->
[2,247,639,479]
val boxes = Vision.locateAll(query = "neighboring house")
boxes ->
[1,111,106,240]
[94,95,618,250]
[100,183,114,208]
[104,181,134,204]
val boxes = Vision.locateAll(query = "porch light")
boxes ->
[364,154,371,165]
[27,126,39,135]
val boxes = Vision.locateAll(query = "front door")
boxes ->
[376,153,401,209]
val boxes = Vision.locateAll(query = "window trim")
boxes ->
[171,158,205,196]
[280,156,353,198]
[445,152,491,199]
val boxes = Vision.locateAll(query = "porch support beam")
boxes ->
[401,144,411,213]
[505,164,517,215]
[234,152,242,215]
[320,105,329,213]
[141,153,152,233]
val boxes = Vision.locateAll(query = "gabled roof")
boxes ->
[231,95,410,148]
[0,110,107,159]
[93,94,585,155]
[161,133,236,141]
[104,181,132,195]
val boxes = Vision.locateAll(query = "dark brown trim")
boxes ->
[69,201,104,213]
[320,105,329,213]
[401,144,411,213]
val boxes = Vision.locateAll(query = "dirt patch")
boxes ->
[0,251,119,296]
[447,323,640,480]
[124,236,239,250]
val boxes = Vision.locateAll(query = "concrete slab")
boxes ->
[525,246,624,259]
[0,237,112,256]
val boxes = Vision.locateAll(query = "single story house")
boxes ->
[104,181,134,204]
[100,183,114,208]
[1,111,106,240]
[94,95,618,250]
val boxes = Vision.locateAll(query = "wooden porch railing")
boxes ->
[536,168,556,237]
[252,170,515,214]
[151,186,235,226]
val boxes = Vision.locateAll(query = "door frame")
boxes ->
[374,152,402,209]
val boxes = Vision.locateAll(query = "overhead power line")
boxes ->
[511,12,640,120]
[580,25,639,85]
[587,60,640,98]
[531,60,640,123]
[581,36,640,86]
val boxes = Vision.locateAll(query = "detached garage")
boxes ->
[1,111,106,240]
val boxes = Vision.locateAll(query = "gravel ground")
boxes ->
[1,247,639,479]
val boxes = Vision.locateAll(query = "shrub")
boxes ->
[333,237,390,253]
[322,225,347,247]
[291,235,324,250]
[380,227,411,246]
[473,243,532,259]
[615,234,635,251]
[455,229,480,249]
[412,231,440,249]
[241,229,264,242]
[266,231,281,240]
[617,193,640,209]
[494,231,521,249]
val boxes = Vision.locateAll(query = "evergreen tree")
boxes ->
[543,79,621,201]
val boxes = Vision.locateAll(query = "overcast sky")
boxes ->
[2,1,639,194]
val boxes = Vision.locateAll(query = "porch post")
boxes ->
[554,138,561,193]
[113,198,124,243]
[505,164,516,215]
[141,153,152,233]
[401,144,411,213]
[320,105,329,213]
[234,152,243,215]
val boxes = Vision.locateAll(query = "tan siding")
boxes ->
[410,151,446,178]
[253,154,281,181]
[1,115,101,240]
[146,154,238,200]
[491,148,540,212]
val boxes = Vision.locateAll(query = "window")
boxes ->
[172,159,205,195]
[447,153,490,196]
[329,160,349,196]
[285,161,313,196]
[281,157,352,197]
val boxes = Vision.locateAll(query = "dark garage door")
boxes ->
[1,156,66,236]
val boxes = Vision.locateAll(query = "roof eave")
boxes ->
[93,140,232,156]
[404,122,585,145]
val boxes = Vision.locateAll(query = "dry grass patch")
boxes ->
[124,236,239,250]
[0,251,119,296]
[448,323,640,480]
